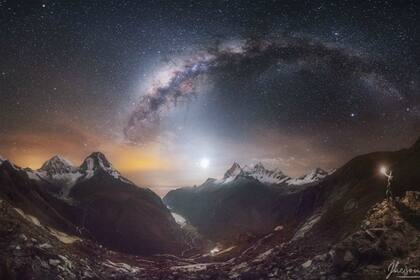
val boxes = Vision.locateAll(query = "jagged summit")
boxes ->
[223,162,243,180]
[39,155,75,175]
[288,167,329,185]
[218,162,290,185]
[79,152,123,181]
[213,162,330,187]
[252,162,266,172]
[301,167,328,180]
[243,162,289,184]
[24,152,129,196]
[80,152,113,172]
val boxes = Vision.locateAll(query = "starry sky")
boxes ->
[1,0,420,195]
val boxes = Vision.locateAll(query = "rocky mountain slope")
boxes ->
[163,163,330,241]
[164,138,420,253]
[0,153,185,256]
[1,138,420,279]
[1,189,419,279]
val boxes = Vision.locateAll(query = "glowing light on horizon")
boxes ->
[199,158,210,169]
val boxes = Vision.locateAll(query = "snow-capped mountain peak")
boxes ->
[223,162,243,180]
[244,162,290,184]
[80,152,121,180]
[214,162,331,187]
[26,152,131,198]
[218,162,290,185]
[252,162,266,172]
[39,155,76,175]
[81,152,111,171]
[32,155,82,196]
[288,168,329,185]
[306,168,328,179]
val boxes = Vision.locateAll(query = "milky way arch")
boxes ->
[124,36,413,144]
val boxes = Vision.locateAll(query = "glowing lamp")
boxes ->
[380,166,388,176]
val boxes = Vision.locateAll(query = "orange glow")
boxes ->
[106,145,172,172]
[0,118,194,194]
[12,153,49,169]
[0,119,173,174]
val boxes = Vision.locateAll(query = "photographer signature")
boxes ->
[387,260,420,279]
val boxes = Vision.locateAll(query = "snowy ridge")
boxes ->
[222,162,243,183]
[80,152,123,180]
[242,162,290,184]
[40,155,76,175]
[23,152,133,197]
[214,162,330,186]
[287,168,330,185]
[25,155,84,196]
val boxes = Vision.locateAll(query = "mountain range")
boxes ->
[163,162,332,240]
[0,152,184,255]
[215,162,331,186]
[1,139,420,279]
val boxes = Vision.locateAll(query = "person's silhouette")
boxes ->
[384,170,393,202]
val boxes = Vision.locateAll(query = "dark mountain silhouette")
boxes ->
[0,153,185,256]
[1,139,420,279]
[164,139,420,247]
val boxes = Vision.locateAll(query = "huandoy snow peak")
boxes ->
[25,152,129,197]
[1,152,185,256]
[39,155,76,175]
[80,152,122,179]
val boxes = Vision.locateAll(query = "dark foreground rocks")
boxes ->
[1,192,419,280]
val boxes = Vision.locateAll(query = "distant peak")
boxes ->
[254,162,265,170]
[86,152,109,161]
[223,162,243,179]
[288,167,329,185]
[88,152,112,165]
[229,162,241,171]
[47,155,72,164]
[40,155,75,174]
[310,167,328,175]
[79,152,123,181]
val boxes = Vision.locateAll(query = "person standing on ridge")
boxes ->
[380,167,393,202]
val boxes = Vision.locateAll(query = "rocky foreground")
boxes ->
[1,191,419,279]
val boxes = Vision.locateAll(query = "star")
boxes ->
[0,0,419,189]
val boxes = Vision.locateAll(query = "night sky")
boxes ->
[1,0,420,195]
